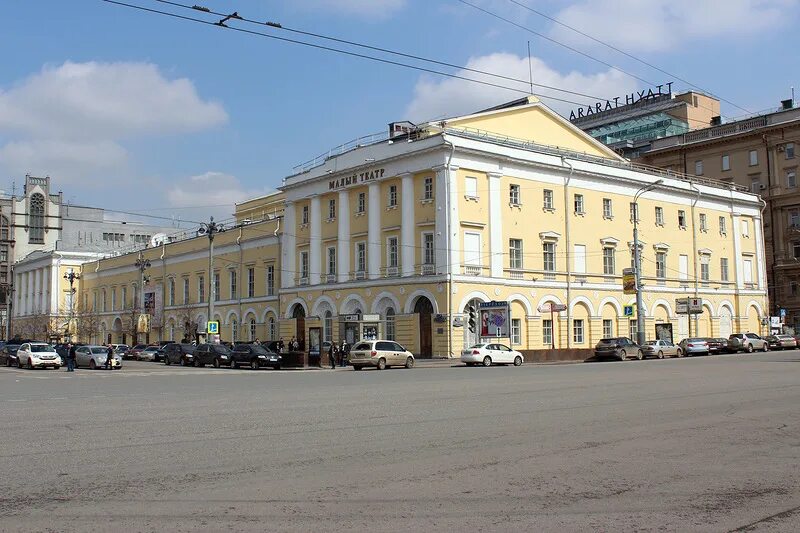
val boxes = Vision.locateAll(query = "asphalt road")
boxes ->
[1,352,799,532]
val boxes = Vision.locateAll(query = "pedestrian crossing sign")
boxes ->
[207,321,219,335]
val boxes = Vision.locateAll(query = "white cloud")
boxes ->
[0,61,227,140]
[404,52,638,122]
[166,172,271,220]
[550,0,797,53]
[293,0,406,18]
[0,140,128,184]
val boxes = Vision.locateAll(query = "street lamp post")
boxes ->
[633,180,663,346]
[135,252,151,344]
[198,217,224,341]
[63,270,81,342]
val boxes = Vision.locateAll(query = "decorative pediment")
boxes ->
[698,248,713,256]
[653,242,671,251]
[600,237,619,247]
[539,231,561,242]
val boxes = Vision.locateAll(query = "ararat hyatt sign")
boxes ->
[329,168,386,190]
[569,82,674,121]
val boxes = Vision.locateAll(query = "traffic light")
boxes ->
[468,305,476,333]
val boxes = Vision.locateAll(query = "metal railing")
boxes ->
[293,131,389,173]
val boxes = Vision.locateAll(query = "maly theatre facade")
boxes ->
[78,96,767,358]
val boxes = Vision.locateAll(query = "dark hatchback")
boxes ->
[0,344,21,367]
[193,343,233,368]
[163,343,197,366]
[594,337,642,361]
[231,344,282,369]
[705,338,729,354]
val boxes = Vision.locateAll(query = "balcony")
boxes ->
[419,264,435,276]
[384,266,400,278]
[463,264,483,276]
[352,270,367,281]
[298,277,309,286]
[325,274,337,284]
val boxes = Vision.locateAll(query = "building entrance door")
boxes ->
[414,297,433,358]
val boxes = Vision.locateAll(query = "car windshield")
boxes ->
[644,341,658,345]
[143,347,158,352]
[599,338,622,343]
[30,345,54,352]
[213,345,232,354]
[90,347,109,354]
[468,344,486,349]
[250,345,272,355]
[685,338,705,342]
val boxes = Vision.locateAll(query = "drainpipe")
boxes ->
[759,196,769,332]
[160,242,166,341]
[444,137,456,358]
[561,157,574,349]
[763,134,777,316]
[689,180,701,336]
[237,224,243,341]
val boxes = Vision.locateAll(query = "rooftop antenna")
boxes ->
[527,40,534,96]
[792,86,796,108]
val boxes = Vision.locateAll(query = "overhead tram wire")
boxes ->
[152,0,612,104]
[100,0,625,109]
[502,0,752,115]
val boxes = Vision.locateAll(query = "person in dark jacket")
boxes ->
[66,343,76,372]
[104,344,115,369]
[329,343,338,369]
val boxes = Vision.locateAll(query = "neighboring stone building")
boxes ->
[74,96,767,360]
[636,99,799,330]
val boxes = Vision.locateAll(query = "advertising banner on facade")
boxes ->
[479,301,510,338]
[622,268,637,294]
[143,283,163,322]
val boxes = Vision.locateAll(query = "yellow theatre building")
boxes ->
[75,96,768,359]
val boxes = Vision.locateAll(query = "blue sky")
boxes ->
[2,0,798,223]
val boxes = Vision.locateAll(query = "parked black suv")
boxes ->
[193,343,233,368]
[163,343,197,366]
[594,337,642,361]
[231,343,282,369]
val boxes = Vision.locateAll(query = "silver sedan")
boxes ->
[75,345,123,370]
[640,339,683,359]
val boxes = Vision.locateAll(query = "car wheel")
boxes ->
[618,350,626,361]
[179,357,187,367]
[213,358,220,368]
[54,366,60,370]
[353,365,362,371]
[89,360,96,370]
[405,356,414,369]
[250,359,259,370]
[746,344,754,353]
[513,355,522,366]
[273,365,281,370]
[230,360,238,369]
[377,358,386,370]
[763,343,769,352]
[657,350,664,359]
[482,356,492,367]
[636,350,644,361]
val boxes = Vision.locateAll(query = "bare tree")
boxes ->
[73,301,101,343]
[174,301,199,343]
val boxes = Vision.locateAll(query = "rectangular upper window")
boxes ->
[788,169,797,188]
[678,210,686,228]
[357,192,366,213]
[722,154,730,171]
[509,238,523,269]
[699,213,707,232]
[327,247,336,275]
[656,252,666,279]
[574,194,585,214]
[464,177,478,198]
[741,219,750,237]
[328,198,336,220]
[695,160,704,175]
[301,205,309,225]
[509,184,520,205]
[543,189,554,210]
[655,206,664,225]
[719,216,727,234]
[749,150,758,166]
[602,198,612,219]
[720,258,729,282]
[423,232,435,265]
[424,177,434,200]
[388,185,398,207]
[786,143,795,159]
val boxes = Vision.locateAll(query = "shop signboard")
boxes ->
[478,301,510,338]
[622,268,637,294]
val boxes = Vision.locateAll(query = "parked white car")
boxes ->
[17,343,61,369]
[348,340,415,370]
[75,345,122,370]
[462,343,524,367]
[138,346,160,362]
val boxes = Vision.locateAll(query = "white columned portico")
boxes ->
[41,266,50,313]
[26,271,33,315]
[488,172,503,278]
[33,268,41,313]
[281,202,296,289]
[732,214,744,290]
[434,164,460,275]
[50,264,60,314]
[337,190,350,283]
[754,215,766,290]
[309,196,321,286]
[368,182,381,280]
[400,173,415,277]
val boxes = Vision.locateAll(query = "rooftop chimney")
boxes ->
[781,99,793,110]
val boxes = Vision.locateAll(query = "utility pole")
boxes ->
[198,217,224,342]
[135,252,151,344]
[633,179,663,346]
[63,270,81,342]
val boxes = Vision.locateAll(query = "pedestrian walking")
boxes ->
[339,340,348,367]
[329,343,338,369]
[289,337,297,351]
[278,337,285,353]
[104,344,115,369]
[66,343,76,372]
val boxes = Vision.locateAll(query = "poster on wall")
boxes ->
[143,283,163,322]
[479,301,510,338]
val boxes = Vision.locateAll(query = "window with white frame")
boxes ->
[719,216,727,234]
[790,209,800,228]
[603,247,615,275]
[357,192,366,213]
[302,205,309,225]
[169,279,175,306]
[543,242,555,272]
[656,252,667,279]
[385,308,396,341]
[266,265,275,296]
[198,275,205,303]
[387,237,399,268]
[388,185,398,207]
[603,319,613,338]
[678,210,686,228]
[630,202,639,222]
[423,233,435,265]
[701,262,710,281]
[787,143,795,159]
[741,219,750,237]
[248,267,255,298]
[749,150,758,166]
[655,206,664,225]
[542,319,553,346]
[122,286,128,309]
[111,288,116,311]
[511,318,521,345]
[574,193,585,214]
[543,189,554,210]
[722,154,730,171]
[268,316,276,340]
[424,177,434,200]
[699,213,707,232]
[509,239,523,269]
[356,242,367,273]
[232,319,238,342]
[794,242,800,259]
[743,257,754,285]
[327,247,337,276]
[324,311,333,343]
[720,258,729,282]
[300,252,309,280]
[229,270,237,299]
[465,177,478,198]
[788,169,797,188]
[695,160,704,175]
[603,198,612,218]
[101,289,107,312]
[573,319,585,344]
[509,184,520,205]
[629,319,637,339]
[214,272,221,301]
[249,318,257,341]
[328,198,336,220]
